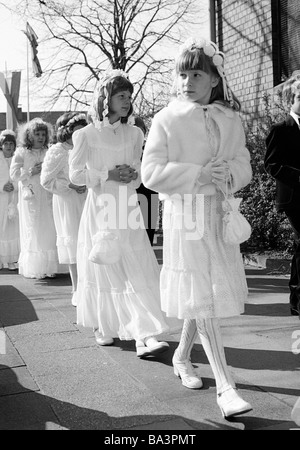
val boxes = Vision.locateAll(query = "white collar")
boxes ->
[107,119,121,130]
[169,98,235,118]
[290,110,300,126]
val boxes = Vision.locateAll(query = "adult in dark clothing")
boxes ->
[134,117,159,246]
[265,75,300,317]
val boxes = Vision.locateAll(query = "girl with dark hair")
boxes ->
[69,70,169,357]
[142,37,252,418]
[41,112,88,306]
[0,130,20,270]
[10,118,58,279]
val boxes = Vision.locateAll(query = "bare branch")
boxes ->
[3,0,206,111]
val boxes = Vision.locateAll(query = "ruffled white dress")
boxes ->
[41,142,87,264]
[0,153,20,266]
[10,147,59,278]
[69,121,169,341]
[142,99,252,320]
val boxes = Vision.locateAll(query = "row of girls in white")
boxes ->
[7,114,88,306]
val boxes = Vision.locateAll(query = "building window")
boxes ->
[272,0,300,86]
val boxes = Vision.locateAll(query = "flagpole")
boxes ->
[26,27,30,122]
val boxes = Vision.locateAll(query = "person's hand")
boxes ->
[3,182,14,192]
[109,165,138,184]
[211,159,230,184]
[29,162,42,176]
[75,185,87,194]
[198,161,213,184]
[69,183,87,194]
[119,165,138,183]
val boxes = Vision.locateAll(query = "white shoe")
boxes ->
[172,356,203,389]
[71,291,77,307]
[217,387,252,419]
[136,337,169,358]
[94,329,114,346]
[8,263,16,271]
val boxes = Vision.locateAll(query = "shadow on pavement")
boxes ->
[223,346,300,375]
[0,286,38,326]
[244,303,293,316]
[247,276,290,294]
[33,273,72,287]
[0,364,224,431]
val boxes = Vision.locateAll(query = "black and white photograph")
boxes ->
[0,0,299,433]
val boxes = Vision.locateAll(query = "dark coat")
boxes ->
[265,114,300,211]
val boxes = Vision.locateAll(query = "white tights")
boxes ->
[174,318,235,395]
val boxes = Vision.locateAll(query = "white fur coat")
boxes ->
[141,99,252,198]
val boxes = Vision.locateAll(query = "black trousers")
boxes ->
[285,210,300,312]
[136,184,158,246]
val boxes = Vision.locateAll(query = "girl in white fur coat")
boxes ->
[0,130,20,269]
[141,37,253,419]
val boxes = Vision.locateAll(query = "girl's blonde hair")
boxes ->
[17,118,53,149]
[175,44,241,111]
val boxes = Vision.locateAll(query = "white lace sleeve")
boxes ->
[10,148,29,183]
[41,145,71,195]
[69,128,108,188]
[0,154,8,191]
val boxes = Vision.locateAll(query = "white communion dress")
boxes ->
[0,152,20,267]
[41,141,87,265]
[69,121,169,341]
[10,146,59,278]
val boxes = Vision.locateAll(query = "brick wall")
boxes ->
[215,0,273,127]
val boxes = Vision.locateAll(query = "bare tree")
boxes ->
[2,0,207,112]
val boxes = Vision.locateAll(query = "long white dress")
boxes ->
[40,142,87,264]
[0,152,20,266]
[10,146,59,278]
[142,99,252,320]
[69,121,169,341]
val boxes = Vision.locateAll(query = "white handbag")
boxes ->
[22,184,35,201]
[221,179,251,245]
[88,231,121,265]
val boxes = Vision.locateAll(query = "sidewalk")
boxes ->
[0,259,299,431]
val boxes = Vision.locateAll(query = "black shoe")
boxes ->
[290,307,299,316]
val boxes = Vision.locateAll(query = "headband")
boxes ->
[291,80,300,94]
[57,113,87,132]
